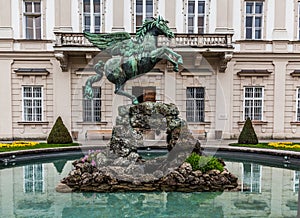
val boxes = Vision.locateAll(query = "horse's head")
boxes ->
[136,16,174,38]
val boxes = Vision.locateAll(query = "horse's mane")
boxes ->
[136,16,167,38]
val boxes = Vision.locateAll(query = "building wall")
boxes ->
[1,0,300,139]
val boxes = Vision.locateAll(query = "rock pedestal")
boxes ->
[110,102,199,156]
[58,102,239,193]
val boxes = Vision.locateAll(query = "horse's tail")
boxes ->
[84,61,104,99]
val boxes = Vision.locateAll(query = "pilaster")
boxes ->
[165,0,176,32]
[0,0,13,38]
[0,60,13,139]
[272,0,287,39]
[215,0,233,33]
[54,0,73,32]
[273,60,287,139]
[112,0,125,32]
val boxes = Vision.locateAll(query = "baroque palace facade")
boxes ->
[1,0,300,140]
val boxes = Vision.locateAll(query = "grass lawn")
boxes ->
[229,142,300,152]
[0,142,80,152]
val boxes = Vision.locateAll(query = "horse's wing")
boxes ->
[84,32,131,51]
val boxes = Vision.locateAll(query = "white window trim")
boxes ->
[186,0,207,34]
[241,163,262,193]
[244,1,264,40]
[296,88,300,121]
[82,0,101,33]
[186,87,205,122]
[294,171,300,193]
[134,0,154,31]
[22,86,44,122]
[243,86,264,121]
[298,2,300,41]
[23,0,42,39]
[23,164,44,193]
[82,86,101,122]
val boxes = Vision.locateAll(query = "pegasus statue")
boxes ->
[84,16,183,105]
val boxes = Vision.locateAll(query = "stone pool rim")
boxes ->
[0,144,300,157]
[0,144,300,160]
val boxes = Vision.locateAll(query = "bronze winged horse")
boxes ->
[84,16,183,105]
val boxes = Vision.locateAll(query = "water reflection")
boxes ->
[0,160,298,217]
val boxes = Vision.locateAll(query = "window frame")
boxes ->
[23,164,44,193]
[22,86,43,122]
[298,2,300,40]
[187,0,206,34]
[296,88,300,121]
[186,87,205,122]
[82,0,101,33]
[23,0,42,39]
[244,1,264,40]
[135,0,154,31]
[82,86,101,122]
[243,86,264,121]
[241,163,262,193]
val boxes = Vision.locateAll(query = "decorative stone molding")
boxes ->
[237,69,272,77]
[54,52,68,71]
[219,52,233,72]
[290,70,300,77]
[14,68,49,76]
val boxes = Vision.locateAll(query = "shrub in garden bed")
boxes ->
[47,116,73,144]
[238,117,258,144]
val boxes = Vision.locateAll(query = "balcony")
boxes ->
[54,32,233,71]
[54,32,233,48]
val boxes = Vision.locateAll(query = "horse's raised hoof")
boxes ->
[178,58,183,65]
[132,99,139,105]
[173,66,179,72]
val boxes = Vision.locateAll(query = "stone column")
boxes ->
[215,61,234,139]
[215,0,233,33]
[270,168,283,217]
[164,71,176,104]
[54,0,72,32]
[273,60,287,139]
[0,0,12,38]
[51,59,72,131]
[273,0,287,39]
[0,60,13,139]
[112,0,125,31]
[165,0,176,32]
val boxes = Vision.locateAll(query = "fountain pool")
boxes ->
[0,151,299,218]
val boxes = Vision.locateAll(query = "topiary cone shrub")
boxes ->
[47,116,73,144]
[238,117,258,144]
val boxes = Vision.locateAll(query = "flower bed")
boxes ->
[268,142,300,149]
[230,142,300,152]
[0,141,39,148]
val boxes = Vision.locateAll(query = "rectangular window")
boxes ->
[245,1,263,39]
[135,0,153,30]
[242,163,261,193]
[22,86,43,122]
[83,87,101,122]
[24,164,44,193]
[297,88,300,121]
[186,87,205,122]
[83,0,101,33]
[294,171,300,193]
[24,0,41,39]
[298,2,300,40]
[244,87,263,121]
[132,86,156,103]
[188,0,205,33]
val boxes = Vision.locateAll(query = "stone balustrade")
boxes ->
[54,32,233,48]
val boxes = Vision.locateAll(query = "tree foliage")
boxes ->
[238,117,258,144]
[47,116,73,144]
